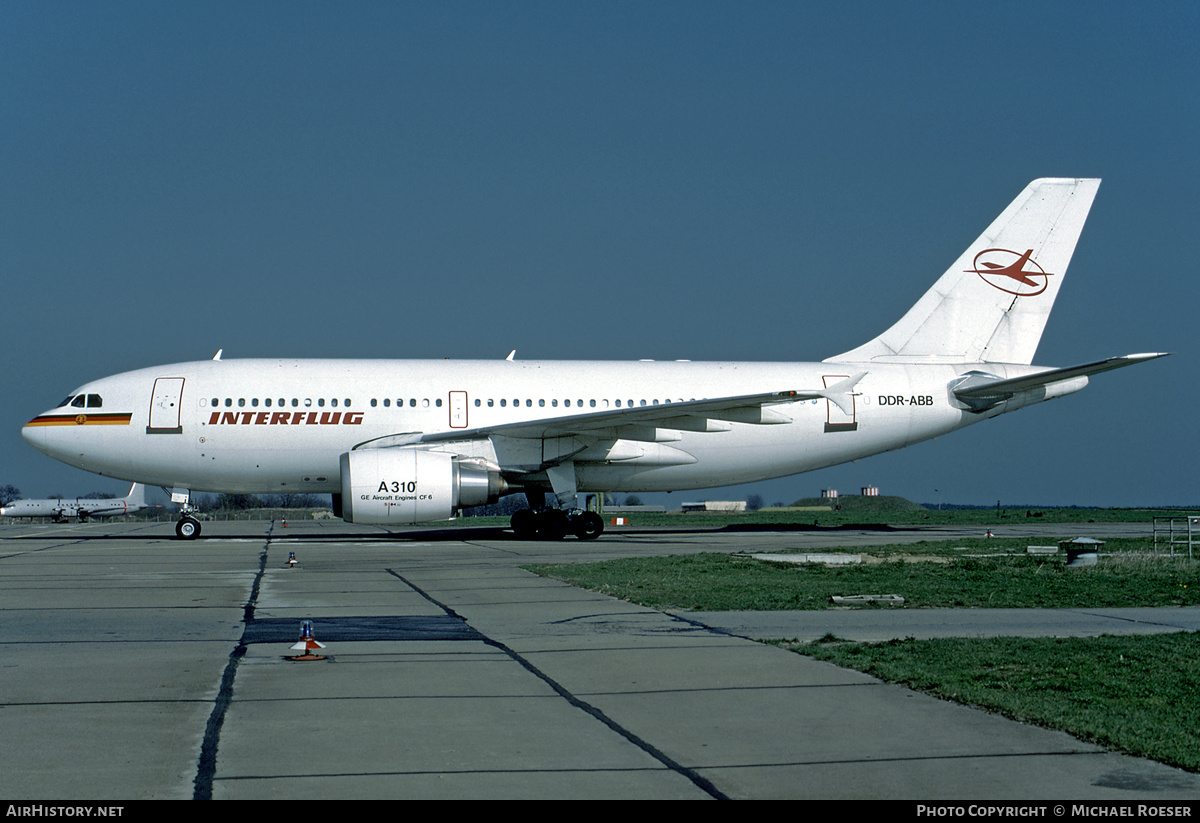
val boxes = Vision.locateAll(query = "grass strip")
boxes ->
[792,633,1200,773]
[527,544,1200,611]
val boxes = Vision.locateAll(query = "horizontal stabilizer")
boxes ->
[951,353,1168,411]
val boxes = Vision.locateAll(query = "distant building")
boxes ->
[821,489,838,499]
[681,501,747,513]
[861,486,879,497]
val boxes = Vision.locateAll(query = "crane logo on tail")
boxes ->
[967,248,1054,296]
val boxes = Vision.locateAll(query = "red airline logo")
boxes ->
[207,410,364,426]
[966,248,1054,296]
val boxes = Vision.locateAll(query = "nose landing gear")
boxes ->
[175,515,202,539]
[170,487,202,539]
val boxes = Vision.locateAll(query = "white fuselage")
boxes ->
[21,357,1049,497]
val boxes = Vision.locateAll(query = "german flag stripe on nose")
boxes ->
[25,413,133,427]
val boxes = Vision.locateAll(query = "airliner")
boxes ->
[20,179,1165,540]
[0,483,147,522]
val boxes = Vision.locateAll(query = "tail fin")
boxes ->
[125,483,145,505]
[827,178,1101,366]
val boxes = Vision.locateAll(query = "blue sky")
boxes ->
[2,1,1197,508]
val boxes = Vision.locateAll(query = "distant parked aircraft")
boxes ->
[0,483,148,521]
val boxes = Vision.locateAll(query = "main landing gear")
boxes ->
[510,507,604,540]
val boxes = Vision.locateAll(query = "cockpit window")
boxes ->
[59,395,76,408]
[87,394,102,408]
[70,395,86,408]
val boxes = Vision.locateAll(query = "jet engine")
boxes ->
[339,448,507,525]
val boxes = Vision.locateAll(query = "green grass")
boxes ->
[462,501,1188,529]
[527,539,1200,611]
[794,633,1200,773]
[526,536,1200,772]
[594,503,1180,529]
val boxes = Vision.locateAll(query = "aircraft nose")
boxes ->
[21,415,57,456]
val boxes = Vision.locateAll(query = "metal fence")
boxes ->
[1152,514,1199,559]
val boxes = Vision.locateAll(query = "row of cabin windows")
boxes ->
[204,396,677,411]
[470,398,669,408]
[371,398,443,408]
[373,398,674,409]
[209,397,353,409]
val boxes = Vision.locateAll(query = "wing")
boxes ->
[354,374,866,450]
[349,374,866,502]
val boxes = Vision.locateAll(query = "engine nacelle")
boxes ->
[339,448,507,525]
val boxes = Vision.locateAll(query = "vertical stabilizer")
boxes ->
[827,178,1100,365]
